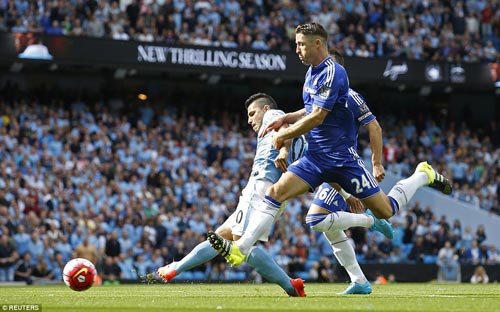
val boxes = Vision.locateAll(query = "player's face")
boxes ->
[295,33,315,65]
[247,102,266,133]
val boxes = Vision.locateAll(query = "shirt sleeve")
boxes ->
[349,90,376,126]
[312,63,349,111]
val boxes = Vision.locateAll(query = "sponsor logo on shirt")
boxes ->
[304,86,316,94]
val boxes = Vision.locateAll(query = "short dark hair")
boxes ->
[295,22,328,41]
[244,93,278,109]
[329,49,344,66]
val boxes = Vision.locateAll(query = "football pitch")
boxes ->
[1,283,499,312]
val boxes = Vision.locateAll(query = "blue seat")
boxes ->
[356,254,365,263]
[228,271,246,281]
[305,260,316,271]
[177,271,193,280]
[192,271,206,280]
[423,255,437,264]
[402,243,414,258]
[295,271,309,280]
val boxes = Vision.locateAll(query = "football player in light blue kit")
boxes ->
[157,93,308,297]
[208,22,452,273]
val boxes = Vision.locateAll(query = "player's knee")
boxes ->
[265,185,280,200]
[306,213,329,232]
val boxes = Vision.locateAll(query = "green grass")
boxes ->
[1,283,499,312]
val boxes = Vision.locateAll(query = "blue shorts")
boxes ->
[288,152,381,199]
[311,183,350,212]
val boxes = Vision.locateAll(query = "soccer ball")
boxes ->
[63,258,97,291]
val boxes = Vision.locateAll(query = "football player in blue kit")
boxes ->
[208,22,452,274]
[305,50,387,295]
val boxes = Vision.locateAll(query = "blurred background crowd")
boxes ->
[1,0,500,62]
[0,83,498,285]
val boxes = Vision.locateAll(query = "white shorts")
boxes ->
[222,178,286,242]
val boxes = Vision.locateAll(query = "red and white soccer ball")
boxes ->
[63,258,97,291]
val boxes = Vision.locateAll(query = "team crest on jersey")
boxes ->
[318,85,331,99]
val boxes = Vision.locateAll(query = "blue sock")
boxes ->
[246,247,294,295]
[389,196,400,216]
[175,240,218,273]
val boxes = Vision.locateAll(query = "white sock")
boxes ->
[236,201,279,255]
[311,211,373,232]
[388,172,428,209]
[324,231,367,284]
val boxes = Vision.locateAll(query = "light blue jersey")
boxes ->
[253,109,307,183]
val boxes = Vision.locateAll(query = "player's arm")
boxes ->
[274,125,293,172]
[259,108,306,138]
[283,108,307,124]
[329,182,365,213]
[272,106,327,149]
[364,119,385,182]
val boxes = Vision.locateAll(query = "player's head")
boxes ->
[295,22,328,66]
[329,49,344,66]
[245,93,277,133]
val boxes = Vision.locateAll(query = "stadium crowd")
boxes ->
[1,0,500,63]
[0,87,499,284]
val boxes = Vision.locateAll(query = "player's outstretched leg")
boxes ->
[157,240,218,282]
[338,281,372,295]
[366,209,394,239]
[207,231,246,266]
[416,161,452,195]
[246,246,306,297]
[157,263,177,282]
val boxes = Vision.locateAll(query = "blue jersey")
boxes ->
[313,89,378,207]
[289,83,381,198]
[253,109,307,183]
[302,57,351,155]
[347,88,376,149]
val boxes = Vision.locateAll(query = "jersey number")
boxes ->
[314,185,331,200]
[235,210,243,224]
[351,175,372,194]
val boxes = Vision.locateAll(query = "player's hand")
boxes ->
[345,195,365,214]
[274,149,289,172]
[272,134,285,150]
[373,164,385,182]
[259,116,285,138]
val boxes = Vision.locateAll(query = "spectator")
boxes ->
[0,233,18,281]
[437,241,460,283]
[470,265,489,284]
[14,252,33,285]
[31,260,54,283]
[75,237,98,265]
[101,256,123,284]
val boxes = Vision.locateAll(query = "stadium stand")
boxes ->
[0,82,499,284]
[0,0,499,62]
